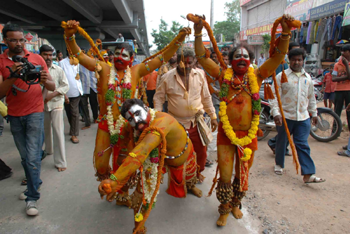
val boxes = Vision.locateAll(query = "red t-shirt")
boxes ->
[333,58,350,91]
[143,70,158,90]
[323,73,336,93]
[0,49,48,116]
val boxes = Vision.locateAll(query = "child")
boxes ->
[322,66,336,108]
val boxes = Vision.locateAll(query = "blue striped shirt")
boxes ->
[79,65,91,94]
[90,71,97,93]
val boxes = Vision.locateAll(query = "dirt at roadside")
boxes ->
[208,113,350,234]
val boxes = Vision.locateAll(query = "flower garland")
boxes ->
[105,66,133,145]
[219,67,261,161]
[132,109,159,221]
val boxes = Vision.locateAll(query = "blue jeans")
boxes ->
[275,118,316,175]
[8,112,44,201]
[344,137,350,156]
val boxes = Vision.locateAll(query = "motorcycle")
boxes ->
[258,97,342,142]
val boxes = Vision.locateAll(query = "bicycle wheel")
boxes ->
[258,110,270,141]
[310,111,342,142]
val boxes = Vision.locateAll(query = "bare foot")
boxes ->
[81,126,91,130]
[216,213,230,226]
[198,174,206,183]
[189,186,202,198]
[231,206,243,219]
[56,166,67,172]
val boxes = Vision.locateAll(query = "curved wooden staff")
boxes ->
[186,14,227,70]
[61,21,105,62]
[269,16,301,174]
[142,29,191,63]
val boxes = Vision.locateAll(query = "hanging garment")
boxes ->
[316,18,326,43]
[331,15,343,41]
[306,22,314,44]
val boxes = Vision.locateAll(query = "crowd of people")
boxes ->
[3,16,350,224]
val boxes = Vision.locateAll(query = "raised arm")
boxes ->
[135,28,191,80]
[257,15,296,83]
[193,20,221,79]
[63,20,106,72]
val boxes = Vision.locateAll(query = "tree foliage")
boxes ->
[151,19,183,51]
[261,34,271,53]
[213,0,241,42]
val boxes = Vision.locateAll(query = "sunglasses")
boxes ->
[7,38,26,43]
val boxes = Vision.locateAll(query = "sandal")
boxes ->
[342,145,348,150]
[21,178,27,186]
[337,151,350,157]
[205,159,214,167]
[304,175,326,184]
[274,165,283,175]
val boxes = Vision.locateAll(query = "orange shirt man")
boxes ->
[143,70,158,108]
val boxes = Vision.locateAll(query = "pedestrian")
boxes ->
[56,50,63,62]
[154,47,218,182]
[332,44,350,138]
[270,48,325,183]
[116,33,124,42]
[60,54,83,144]
[89,71,99,123]
[0,23,55,215]
[222,52,229,66]
[267,42,301,156]
[78,50,91,130]
[337,103,350,157]
[40,45,69,172]
[258,52,266,67]
[108,50,114,63]
[143,70,157,108]
[156,52,177,113]
[322,66,336,108]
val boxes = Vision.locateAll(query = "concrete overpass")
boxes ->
[0,0,150,56]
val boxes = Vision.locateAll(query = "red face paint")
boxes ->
[114,48,134,70]
[231,58,250,75]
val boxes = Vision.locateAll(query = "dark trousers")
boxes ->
[146,90,156,108]
[65,96,80,136]
[276,119,315,175]
[268,134,290,154]
[334,91,350,130]
[79,94,91,127]
[89,88,99,121]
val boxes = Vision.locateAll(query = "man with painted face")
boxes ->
[98,98,202,233]
[193,14,296,226]
[63,20,191,207]
[154,47,218,181]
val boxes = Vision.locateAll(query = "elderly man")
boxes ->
[154,47,218,181]
[40,45,69,172]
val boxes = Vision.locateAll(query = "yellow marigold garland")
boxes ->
[219,67,261,161]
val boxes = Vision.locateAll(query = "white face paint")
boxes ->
[232,48,250,60]
[114,48,131,61]
[125,104,148,128]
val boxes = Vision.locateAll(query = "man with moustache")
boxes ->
[270,48,325,184]
[40,45,69,172]
[63,20,191,207]
[156,52,177,112]
[154,47,218,181]
[0,24,55,216]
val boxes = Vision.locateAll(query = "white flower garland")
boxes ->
[137,109,159,204]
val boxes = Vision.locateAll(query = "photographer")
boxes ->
[0,23,55,216]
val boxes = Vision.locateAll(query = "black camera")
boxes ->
[6,55,42,85]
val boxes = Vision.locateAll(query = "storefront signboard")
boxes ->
[309,0,348,21]
[285,0,314,21]
[343,2,350,26]
[247,35,264,45]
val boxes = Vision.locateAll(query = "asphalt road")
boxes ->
[0,117,260,234]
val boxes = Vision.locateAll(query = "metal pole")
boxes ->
[210,0,214,46]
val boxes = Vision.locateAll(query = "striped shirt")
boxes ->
[79,65,91,94]
[90,71,97,93]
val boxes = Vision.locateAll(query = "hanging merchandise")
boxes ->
[24,32,33,42]
[343,2,350,26]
